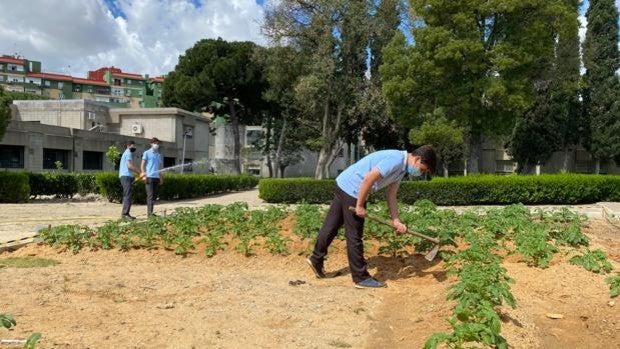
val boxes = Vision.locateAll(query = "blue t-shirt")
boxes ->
[336,149,407,199]
[142,149,163,178]
[118,149,133,177]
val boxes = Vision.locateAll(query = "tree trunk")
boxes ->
[463,159,468,176]
[274,117,287,178]
[344,143,351,167]
[468,132,482,174]
[594,158,600,174]
[315,149,330,179]
[229,100,241,174]
[443,163,449,177]
[265,114,273,178]
[562,146,570,172]
[280,165,287,178]
[325,141,343,179]
[535,163,541,175]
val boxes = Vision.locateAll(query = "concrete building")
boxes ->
[0,54,163,108]
[1,100,211,173]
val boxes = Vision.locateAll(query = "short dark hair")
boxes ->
[126,140,135,147]
[412,145,437,174]
[150,137,160,144]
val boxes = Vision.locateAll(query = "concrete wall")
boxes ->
[12,100,110,131]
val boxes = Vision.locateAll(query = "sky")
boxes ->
[0,0,268,78]
[0,0,618,79]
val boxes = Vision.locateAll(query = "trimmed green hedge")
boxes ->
[258,174,620,205]
[0,172,30,202]
[96,173,260,203]
[28,172,98,198]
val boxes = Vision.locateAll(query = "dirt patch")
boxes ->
[1,220,618,348]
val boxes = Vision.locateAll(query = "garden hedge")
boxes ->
[28,173,99,198]
[0,172,30,203]
[96,173,259,203]
[258,174,620,205]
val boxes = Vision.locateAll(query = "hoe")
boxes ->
[349,206,440,261]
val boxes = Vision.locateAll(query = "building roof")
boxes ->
[71,77,108,86]
[0,56,25,65]
[150,76,165,83]
[27,72,73,81]
[112,71,145,80]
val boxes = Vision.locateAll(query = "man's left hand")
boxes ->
[392,219,407,234]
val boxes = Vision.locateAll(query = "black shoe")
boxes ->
[122,214,136,221]
[306,256,326,279]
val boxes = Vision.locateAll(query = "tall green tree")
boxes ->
[507,81,562,173]
[582,0,620,173]
[254,45,310,177]
[508,0,581,173]
[410,110,465,177]
[264,0,372,178]
[162,38,266,174]
[381,0,572,173]
[552,0,582,171]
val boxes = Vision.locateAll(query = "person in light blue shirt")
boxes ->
[141,137,163,217]
[119,140,140,220]
[307,145,437,289]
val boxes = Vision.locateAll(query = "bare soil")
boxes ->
[0,220,618,349]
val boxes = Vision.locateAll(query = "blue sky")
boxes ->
[0,0,617,79]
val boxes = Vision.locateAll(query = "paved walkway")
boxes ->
[1,189,618,246]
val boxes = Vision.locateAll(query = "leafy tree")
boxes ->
[264,0,372,178]
[508,0,581,174]
[582,0,620,173]
[162,38,266,174]
[409,110,465,177]
[0,87,48,141]
[381,0,572,173]
[551,0,582,171]
[507,81,562,174]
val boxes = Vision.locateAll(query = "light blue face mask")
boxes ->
[407,164,422,177]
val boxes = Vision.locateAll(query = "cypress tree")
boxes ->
[582,0,620,173]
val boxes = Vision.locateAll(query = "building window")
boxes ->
[44,80,51,87]
[138,90,142,96]
[114,78,121,86]
[164,157,176,169]
[0,145,25,168]
[73,86,81,92]
[0,76,4,82]
[58,82,64,89]
[0,64,4,70]
[127,79,132,85]
[83,151,103,170]
[59,93,64,100]
[87,87,93,93]
[43,148,69,170]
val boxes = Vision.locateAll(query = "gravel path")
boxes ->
[1,188,618,244]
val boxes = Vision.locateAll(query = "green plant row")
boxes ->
[95,173,259,203]
[258,174,620,205]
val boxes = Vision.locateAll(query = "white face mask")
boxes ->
[151,143,160,151]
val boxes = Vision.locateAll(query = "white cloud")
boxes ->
[0,0,266,78]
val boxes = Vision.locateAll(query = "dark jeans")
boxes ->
[311,185,370,283]
[145,177,160,216]
[120,176,134,216]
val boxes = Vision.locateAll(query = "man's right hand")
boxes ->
[354,206,367,218]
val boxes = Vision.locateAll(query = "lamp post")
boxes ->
[181,128,193,174]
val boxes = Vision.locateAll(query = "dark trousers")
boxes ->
[311,186,370,283]
[120,176,134,216]
[145,177,160,216]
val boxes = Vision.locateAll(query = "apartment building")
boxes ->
[0,55,164,108]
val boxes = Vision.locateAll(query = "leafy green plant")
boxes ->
[293,203,324,239]
[0,314,16,329]
[514,225,558,268]
[606,273,620,298]
[569,249,613,274]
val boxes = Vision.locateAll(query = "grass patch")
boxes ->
[0,256,60,268]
